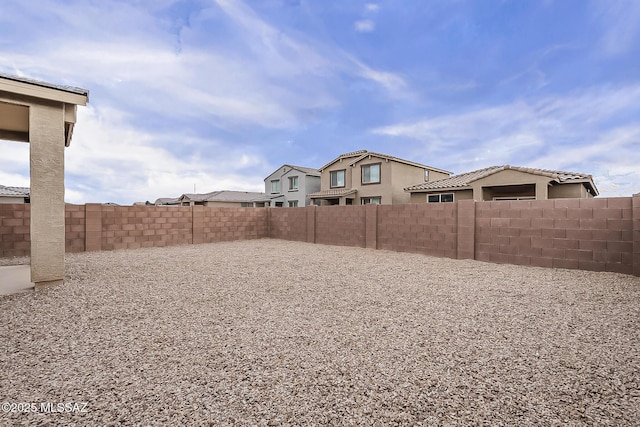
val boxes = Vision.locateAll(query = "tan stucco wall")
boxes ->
[410,189,473,203]
[29,100,66,286]
[321,160,354,191]
[320,154,447,205]
[549,182,592,199]
[355,159,393,204]
[204,201,248,207]
[0,197,26,204]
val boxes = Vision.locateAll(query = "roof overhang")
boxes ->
[309,188,358,199]
[0,73,89,147]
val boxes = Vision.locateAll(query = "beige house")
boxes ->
[155,190,267,207]
[309,150,451,205]
[405,165,599,203]
[0,185,29,204]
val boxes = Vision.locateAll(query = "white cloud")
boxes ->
[355,19,375,33]
[63,106,267,204]
[374,84,640,196]
[365,3,380,12]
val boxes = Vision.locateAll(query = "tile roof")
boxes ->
[308,188,358,198]
[0,185,29,198]
[405,165,596,192]
[318,149,451,174]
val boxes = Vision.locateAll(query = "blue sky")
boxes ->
[1,0,639,204]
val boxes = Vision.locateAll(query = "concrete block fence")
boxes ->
[1,196,639,276]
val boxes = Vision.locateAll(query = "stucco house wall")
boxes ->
[312,150,451,206]
[407,166,598,203]
[0,196,26,204]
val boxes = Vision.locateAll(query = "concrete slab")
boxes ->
[0,265,34,295]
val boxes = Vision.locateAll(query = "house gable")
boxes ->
[406,165,598,202]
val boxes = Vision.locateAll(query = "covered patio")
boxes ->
[0,73,88,289]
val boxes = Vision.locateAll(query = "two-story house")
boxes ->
[308,150,451,206]
[262,165,321,207]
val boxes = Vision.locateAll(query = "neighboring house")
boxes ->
[308,150,451,206]
[262,164,321,207]
[161,190,267,207]
[0,185,29,203]
[154,197,181,206]
[405,165,599,203]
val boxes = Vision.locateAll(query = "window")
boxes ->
[427,193,454,203]
[361,164,380,184]
[424,170,429,182]
[288,200,298,207]
[361,197,381,205]
[288,176,298,191]
[330,170,345,188]
[271,180,280,193]
[241,202,251,207]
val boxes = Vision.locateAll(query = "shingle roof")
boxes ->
[405,165,597,193]
[318,150,451,174]
[308,188,358,198]
[0,72,88,97]
[287,165,321,176]
[179,190,266,203]
[206,191,266,202]
[154,197,181,205]
[0,185,30,198]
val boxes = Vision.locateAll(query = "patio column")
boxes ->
[29,101,66,288]
[536,182,549,200]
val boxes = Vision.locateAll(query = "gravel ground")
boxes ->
[1,239,639,426]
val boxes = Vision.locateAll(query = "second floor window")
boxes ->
[362,164,381,184]
[289,176,298,190]
[330,170,345,188]
[271,180,280,193]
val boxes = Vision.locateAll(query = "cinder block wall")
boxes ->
[315,206,366,247]
[268,196,639,276]
[65,204,86,253]
[268,207,308,242]
[98,205,193,251]
[378,203,457,258]
[475,198,634,274]
[2,196,639,277]
[0,203,30,257]
[198,207,268,243]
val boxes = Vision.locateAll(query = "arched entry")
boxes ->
[0,73,88,288]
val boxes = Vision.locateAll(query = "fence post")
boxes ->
[365,204,378,249]
[633,193,640,277]
[85,203,102,252]
[306,205,316,243]
[192,205,204,245]
[457,200,475,260]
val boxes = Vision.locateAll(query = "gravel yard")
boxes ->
[1,239,639,426]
